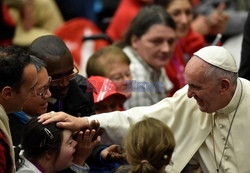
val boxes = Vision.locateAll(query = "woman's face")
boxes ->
[166,0,193,38]
[132,24,176,71]
[54,130,77,172]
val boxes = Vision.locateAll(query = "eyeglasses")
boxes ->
[109,71,131,82]
[37,76,52,98]
[50,65,79,87]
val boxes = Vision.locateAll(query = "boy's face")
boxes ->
[95,95,120,114]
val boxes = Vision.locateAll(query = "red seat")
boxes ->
[55,18,110,76]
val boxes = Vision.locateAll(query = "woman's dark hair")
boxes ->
[16,118,63,170]
[117,5,176,48]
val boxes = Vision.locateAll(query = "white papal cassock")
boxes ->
[89,77,250,173]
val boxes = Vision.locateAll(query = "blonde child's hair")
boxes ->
[124,117,175,173]
[86,45,130,77]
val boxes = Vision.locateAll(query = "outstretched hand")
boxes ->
[101,144,126,163]
[73,129,101,165]
[207,2,229,35]
[38,111,90,131]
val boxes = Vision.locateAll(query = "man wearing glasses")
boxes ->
[29,35,95,117]
[0,46,38,173]
[9,55,52,147]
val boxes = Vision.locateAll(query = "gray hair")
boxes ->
[204,64,238,84]
[30,55,46,72]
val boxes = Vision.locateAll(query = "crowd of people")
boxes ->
[0,0,250,173]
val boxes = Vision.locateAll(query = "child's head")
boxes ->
[87,45,132,98]
[88,76,127,113]
[21,118,77,172]
[124,118,175,173]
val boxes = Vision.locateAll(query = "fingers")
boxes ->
[89,119,100,130]
[79,129,100,145]
[96,128,105,137]
[37,111,60,124]
[101,144,126,163]
[105,150,126,163]
[107,144,120,152]
[216,2,226,14]
[38,112,90,132]
[87,129,95,143]
[110,145,124,154]
[56,121,83,131]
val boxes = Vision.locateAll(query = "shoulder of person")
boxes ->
[16,155,39,173]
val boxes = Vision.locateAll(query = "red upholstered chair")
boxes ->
[55,18,111,76]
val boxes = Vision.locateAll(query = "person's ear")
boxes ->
[44,150,55,161]
[1,86,14,100]
[220,79,230,94]
[131,35,139,50]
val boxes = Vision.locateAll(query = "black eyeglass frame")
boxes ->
[50,65,79,87]
[37,76,52,98]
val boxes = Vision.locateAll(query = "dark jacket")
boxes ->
[47,74,95,116]
[239,11,250,80]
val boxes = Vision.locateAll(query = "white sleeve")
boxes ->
[89,90,182,146]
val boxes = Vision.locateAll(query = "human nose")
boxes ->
[161,41,170,53]
[180,13,189,25]
[124,74,131,81]
[122,74,132,85]
[58,78,70,87]
[44,89,52,99]
[73,140,78,147]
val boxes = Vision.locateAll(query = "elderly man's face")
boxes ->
[185,56,222,113]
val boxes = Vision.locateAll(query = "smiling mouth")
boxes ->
[159,55,170,60]
[41,102,48,108]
